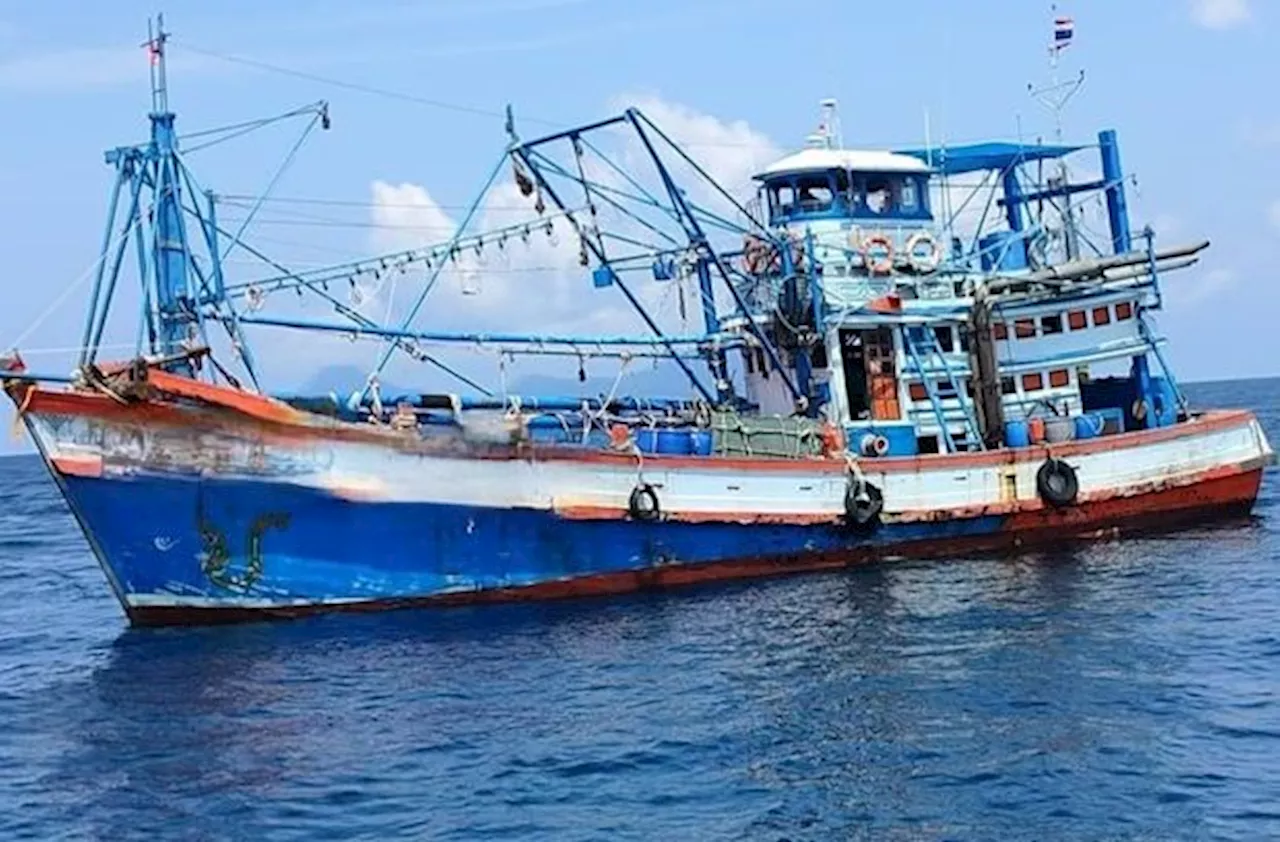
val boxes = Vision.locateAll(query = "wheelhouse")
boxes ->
[757,149,934,226]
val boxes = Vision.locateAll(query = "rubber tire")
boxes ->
[844,481,884,528]
[1036,459,1079,508]
[628,484,661,522]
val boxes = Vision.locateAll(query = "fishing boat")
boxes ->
[2,24,1272,626]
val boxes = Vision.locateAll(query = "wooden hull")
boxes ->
[8,380,1273,627]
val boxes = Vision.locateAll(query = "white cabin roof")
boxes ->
[755,148,932,180]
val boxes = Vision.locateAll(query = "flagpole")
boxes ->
[1031,5,1084,260]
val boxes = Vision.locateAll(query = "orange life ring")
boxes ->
[861,234,894,275]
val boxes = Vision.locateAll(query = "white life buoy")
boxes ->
[905,231,942,274]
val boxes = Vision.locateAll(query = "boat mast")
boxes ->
[146,16,201,372]
[1029,9,1084,261]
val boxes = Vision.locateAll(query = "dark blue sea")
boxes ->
[1,379,1277,841]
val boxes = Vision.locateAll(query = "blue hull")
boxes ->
[61,472,1004,619]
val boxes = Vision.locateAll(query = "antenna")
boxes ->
[811,98,841,150]
[1028,5,1084,258]
[144,14,170,114]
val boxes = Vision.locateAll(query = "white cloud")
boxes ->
[368,181,458,253]
[612,93,780,198]
[1190,0,1251,29]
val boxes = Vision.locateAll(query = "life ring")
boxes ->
[904,231,942,274]
[844,479,884,527]
[859,433,890,457]
[1036,458,1079,508]
[861,235,894,275]
[628,484,662,522]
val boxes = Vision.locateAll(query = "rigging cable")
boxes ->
[181,41,559,127]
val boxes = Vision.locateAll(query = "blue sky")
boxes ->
[0,0,1275,451]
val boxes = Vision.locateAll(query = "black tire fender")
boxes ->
[628,483,661,522]
[1036,458,1079,508]
[844,480,884,528]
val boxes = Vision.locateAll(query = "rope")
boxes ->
[9,385,34,441]
[582,353,633,443]
[844,451,866,487]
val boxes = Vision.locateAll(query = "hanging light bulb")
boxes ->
[461,264,480,295]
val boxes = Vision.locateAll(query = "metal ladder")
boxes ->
[901,324,984,453]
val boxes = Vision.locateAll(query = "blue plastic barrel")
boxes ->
[1073,414,1101,440]
[1093,407,1125,436]
[655,429,693,455]
[689,430,714,456]
[1004,419,1031,448]
[634,428,659,453]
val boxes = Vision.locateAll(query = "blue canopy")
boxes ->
[895,142,1085,176]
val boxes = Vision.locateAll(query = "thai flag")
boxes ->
[1054,16,1075,50]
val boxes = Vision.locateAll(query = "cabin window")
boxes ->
[908,382,928,401]
[964,379,975,397]
[935,380,957,398]
[957,327,971,353]
[1041,314,1064,335]
[933,325,954,353]
[917,434,940,454]
[796,175,833,212]
[1022,372,1044,392]
[772,184,796,215]
[1049,369,1070,388]
[1014,319,1036,339]
[993,322,1008,341]
[1092,306,1111,326]
[1001,376,1016,395]
[898,178,918,210]
[865,177,893,215]
[1115,301,1134,320]
[1067,310,1087,331]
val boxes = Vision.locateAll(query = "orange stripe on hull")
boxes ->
[10,381,1262,477]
